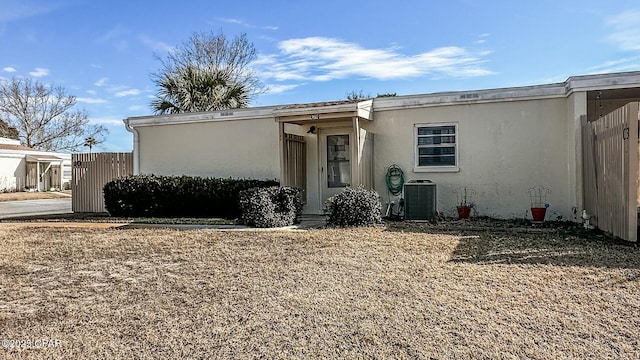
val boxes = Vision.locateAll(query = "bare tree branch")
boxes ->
[0,78,108,152]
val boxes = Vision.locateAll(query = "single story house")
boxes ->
[0,137,72,192]
[125,71,640,241]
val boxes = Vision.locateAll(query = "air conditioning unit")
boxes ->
[404,180,436,220]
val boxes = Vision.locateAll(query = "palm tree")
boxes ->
[84,136,97,153]
[152,66,249,114]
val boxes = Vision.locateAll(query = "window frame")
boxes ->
[413,123,460,173]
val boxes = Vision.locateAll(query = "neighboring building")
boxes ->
[0,137,72,192]
[125,71,640,241]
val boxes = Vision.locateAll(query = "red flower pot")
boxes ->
[457,205,471,220]
[531,207,547,222]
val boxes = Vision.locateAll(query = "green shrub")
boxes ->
[325,187,382,227]
[103,175,278,218]
[239,186,302,228]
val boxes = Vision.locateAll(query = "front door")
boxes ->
[320,129,352,206]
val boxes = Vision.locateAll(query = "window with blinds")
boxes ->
[414,124,458,171]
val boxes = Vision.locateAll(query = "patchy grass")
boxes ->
[0,224,639,358]
[0,191,71,202]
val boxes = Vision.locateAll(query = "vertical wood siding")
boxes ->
[582,102,638,241]
[283,134,307,202]
[71,153,133,213]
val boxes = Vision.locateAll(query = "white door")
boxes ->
[320,129,352,206]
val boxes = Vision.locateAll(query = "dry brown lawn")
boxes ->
[0,223,639,359]
[0,191,70,202]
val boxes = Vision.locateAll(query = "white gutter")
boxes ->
[123,118,140,174]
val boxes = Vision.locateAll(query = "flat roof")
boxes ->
[125,70,640,127]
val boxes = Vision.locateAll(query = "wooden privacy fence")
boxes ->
[582,102,639,242]
[72,152,133,213]
[282,134,307,201]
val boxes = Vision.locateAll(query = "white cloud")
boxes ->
[128,105,146,112]
[97,24,128,42]
[606,10,640,51]
[254,37,493,83]
[76,97,108,104]
[89,117,124,126]
[217,17,251,27]
[588,56,640,73]
[0,2,60,22]
[29,67,49,77]
[267,84,299,94]
[474,33,490,44]
[94,77,109,87]
[138,34,174,53]
[3,67,16,72]
[216,17,277,31]
[115,89,140,97]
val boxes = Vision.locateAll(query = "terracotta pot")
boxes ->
[457,205,471,220]
[531,207,547,222]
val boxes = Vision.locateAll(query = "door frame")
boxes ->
[318,127,353,211]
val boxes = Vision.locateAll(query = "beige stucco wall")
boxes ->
[566,91,587,215]
[367,97,577,220]
[132,96,586,219]
[137,117,280,180]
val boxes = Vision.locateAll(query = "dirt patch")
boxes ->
[0,225,638,358]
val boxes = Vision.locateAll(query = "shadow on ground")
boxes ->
[385,219,640,270]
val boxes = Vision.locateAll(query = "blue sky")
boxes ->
[1,0,640,152]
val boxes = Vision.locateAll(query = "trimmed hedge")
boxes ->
[239,186,302,228]
[103,175,278,218]
[325,187,382,227]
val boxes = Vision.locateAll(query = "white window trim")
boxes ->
[413,123,460,173]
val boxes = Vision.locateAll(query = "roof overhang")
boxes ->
[26,154,65,162]
[565,71,640,94]
[274,99,373,125]
[125,106,277,128]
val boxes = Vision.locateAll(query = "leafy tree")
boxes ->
[346,91,397,101]
[346,90,371,101]
[152,65,249,114]
[84,136,98,153]
[0,78,107,152]
[151,31,263,114]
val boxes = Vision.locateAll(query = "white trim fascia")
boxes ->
[565,71,640,94]
[125,106,278,127]
[0,149,71,159]
[0,152,27,159]
[273,99,373,117]
[374,83,567,112]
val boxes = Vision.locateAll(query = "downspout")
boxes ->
[123,118,140,174]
